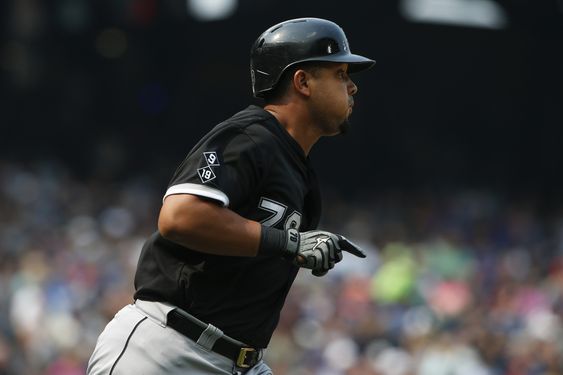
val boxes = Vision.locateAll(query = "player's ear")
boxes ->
[292,69,311,97]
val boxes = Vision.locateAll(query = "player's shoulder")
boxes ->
[191,106,276,156]
[218,105,279,146]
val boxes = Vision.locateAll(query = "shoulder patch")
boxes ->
[197,166,216,183]
[203,151,220,166]
[198,151,220,183]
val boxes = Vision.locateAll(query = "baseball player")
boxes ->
[87,17,374,375]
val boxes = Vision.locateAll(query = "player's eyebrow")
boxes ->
[336,63,349,73]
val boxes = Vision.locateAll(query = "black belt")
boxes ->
[167,309,262,369]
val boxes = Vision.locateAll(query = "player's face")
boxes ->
[308,63,358,135]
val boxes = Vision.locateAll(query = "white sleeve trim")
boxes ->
[163,183,230,207]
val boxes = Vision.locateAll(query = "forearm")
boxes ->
[158,194,261,256]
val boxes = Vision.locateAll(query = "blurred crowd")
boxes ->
[1,160,563,375]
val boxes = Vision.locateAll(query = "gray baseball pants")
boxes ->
[87,300,273,375]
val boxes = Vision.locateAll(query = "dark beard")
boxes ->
[338,118,351,134]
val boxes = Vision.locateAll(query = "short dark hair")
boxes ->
[262,62,325,104]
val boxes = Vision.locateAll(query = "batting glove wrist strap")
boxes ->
[258,226,299,258]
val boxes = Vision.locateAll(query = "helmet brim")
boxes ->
[298,53,376,73]
[347,55,376,73]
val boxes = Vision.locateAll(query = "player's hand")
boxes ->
[285,229,366,276]
[259,226,366,276]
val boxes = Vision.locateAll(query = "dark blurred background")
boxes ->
[2,0,562,194]
[2,1,563,374]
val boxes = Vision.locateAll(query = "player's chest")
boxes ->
[254,160,314,231]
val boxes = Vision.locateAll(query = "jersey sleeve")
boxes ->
[164,127,267,210]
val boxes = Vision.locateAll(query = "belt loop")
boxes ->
[196,323,224,350]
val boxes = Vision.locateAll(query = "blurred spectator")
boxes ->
[1,160,563,374]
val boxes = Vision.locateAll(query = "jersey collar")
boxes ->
[248,105,307,162]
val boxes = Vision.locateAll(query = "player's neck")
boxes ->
[264,103,320,156]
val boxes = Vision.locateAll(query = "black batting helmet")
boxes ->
[250,18,375,98]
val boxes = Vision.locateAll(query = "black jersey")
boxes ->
[134,105,321,348]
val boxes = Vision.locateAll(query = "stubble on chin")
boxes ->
[338,118,351,134]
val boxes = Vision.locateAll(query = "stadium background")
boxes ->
[1,0,563,374]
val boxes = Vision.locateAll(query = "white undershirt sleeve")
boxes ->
[163,183,230,207]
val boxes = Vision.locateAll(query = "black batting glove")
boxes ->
[259,227,366,277]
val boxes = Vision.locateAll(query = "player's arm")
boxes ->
[158,193,261,257]
[159,193,366,275]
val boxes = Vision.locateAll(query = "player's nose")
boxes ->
[348,79,358,96]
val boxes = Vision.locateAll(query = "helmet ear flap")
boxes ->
[250,18,375,98]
